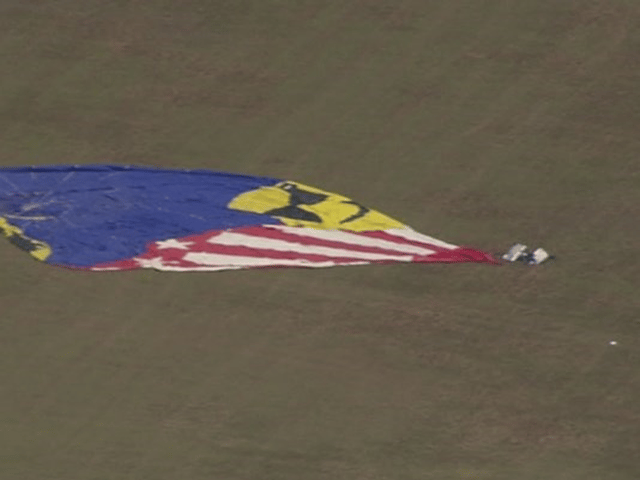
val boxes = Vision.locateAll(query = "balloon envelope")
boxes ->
[0,165,498,271]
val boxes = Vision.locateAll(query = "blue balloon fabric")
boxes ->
[0,165,281,267]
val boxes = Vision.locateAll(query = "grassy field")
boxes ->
[1,1,639,479]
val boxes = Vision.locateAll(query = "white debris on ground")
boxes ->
[502,243,553,265]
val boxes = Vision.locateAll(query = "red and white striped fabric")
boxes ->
[91,225,498,271]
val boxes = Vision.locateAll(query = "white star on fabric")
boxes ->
[156,239,193,250]
[135,256,167,269]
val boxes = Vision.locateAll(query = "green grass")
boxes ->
[1,1,639,479]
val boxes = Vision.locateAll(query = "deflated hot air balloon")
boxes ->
[0,165,498,271]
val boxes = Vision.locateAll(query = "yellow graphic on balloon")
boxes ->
[228,181,404,231]
[0,217,51,261]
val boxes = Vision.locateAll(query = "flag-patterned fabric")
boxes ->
[92,225,495,271]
